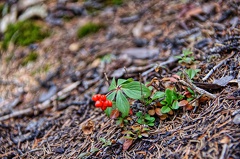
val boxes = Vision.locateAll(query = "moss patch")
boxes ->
[105,0,123,5]
[21,52,38,66]
[1,20,49,49]
[77,22,104,39]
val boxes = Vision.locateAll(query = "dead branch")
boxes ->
[202,52,236,81]
[180,72,216,99]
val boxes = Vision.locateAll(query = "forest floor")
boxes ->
[0,0,240,158]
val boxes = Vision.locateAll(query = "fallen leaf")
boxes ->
[123,139,133,151]
[199,95,209,103]
[179,100,189,107]
[110,109,120,119]
[148,109,155,116]
[186,104,193,110]
[82,120,94,135]
[168,110,174,115]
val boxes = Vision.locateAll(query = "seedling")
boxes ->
[136,112,155,126]
[175,49,195,64]
[185,68,201,80]
[99,138,112,147]
[160,89,184,113]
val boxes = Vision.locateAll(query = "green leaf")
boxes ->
[121,81,151,99]
[183,57,193,64]
[136,112,142,117]
[160,100,167,105]
[107,91,117,101]
[116,90,130,117]
[175,55,182,59]
[183,49,192,56]
[187,87,195,95]
[161,106,171,113]
[117,79,127,85]
[186,69,200,79]
[90,147,99,153]
[152,91,165,100]
[165,89,174,105]
[171,101,179,110]
[104,107,112,117]
[108,78,116,91]
[137,119,144,124]
[148,122,154,126]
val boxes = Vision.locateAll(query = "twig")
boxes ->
[0,81,80,121]
[202,52,236,81]
[104,72,110,86]
[219,144,228,159]
[142,56,177,76]
[180,72,216,99]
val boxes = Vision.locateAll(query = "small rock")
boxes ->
[233,114,240,125]
[69,42,80,52]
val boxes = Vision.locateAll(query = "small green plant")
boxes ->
[2,20,49,49]
[185,68,201,80]
[77,22,104,39]
[136,112,155,126]
[21,52,38,66]
[175,49,195,64]
[99,137,112,147]
[160,89,184,113]
[105,78,151,118]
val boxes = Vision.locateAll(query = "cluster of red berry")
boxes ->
[92,94,112,111]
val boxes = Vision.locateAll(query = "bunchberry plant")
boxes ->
[105,78,151,118]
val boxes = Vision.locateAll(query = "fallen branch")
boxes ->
[0,81,80,122]
[180,72,216,99]
[202,52,236,81]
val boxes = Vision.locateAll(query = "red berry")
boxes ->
[103,101,109,107]
[92,95,98,101]
[101,105,107,111]
[107,100,112,107]
[100,95,107,101]
[96,94,101,100]
[95,100,103,108]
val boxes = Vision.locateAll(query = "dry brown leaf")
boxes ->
[168,110,174,115]
[179,100,189,107]
[82,120,94,135]
[160,114,168,120]
[199,95,209,103]
[123,139,133,151]
[110,109,120,119]
[148,109,155,116]
[155,108,162,116]
[186,104,193,111]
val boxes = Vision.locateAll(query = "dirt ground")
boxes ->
[0,0,240,158]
